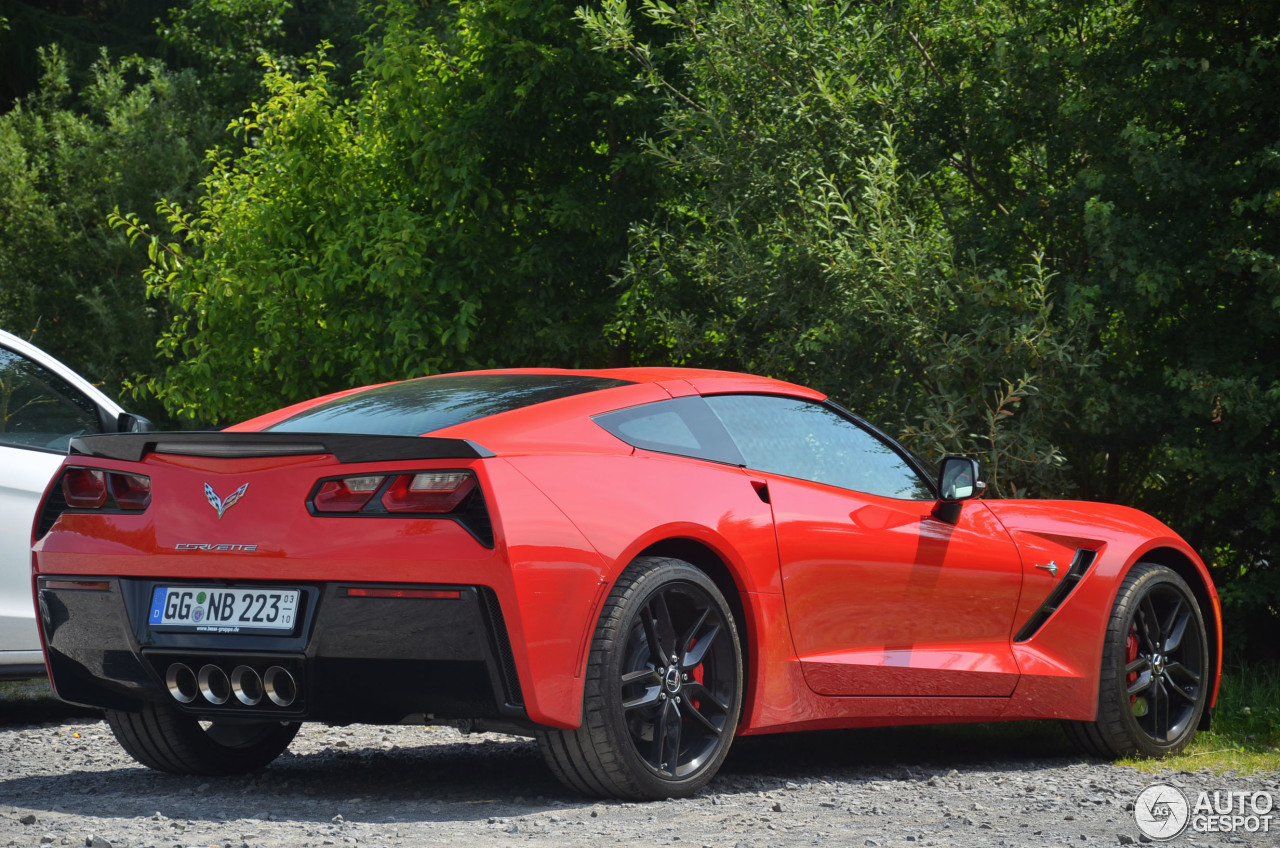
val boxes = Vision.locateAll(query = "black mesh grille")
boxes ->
[479,587,523,706]
[455,488,494,548]
[34,475,68,539]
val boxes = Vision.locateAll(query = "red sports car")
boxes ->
[31,368,1221,799]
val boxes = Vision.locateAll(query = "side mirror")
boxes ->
[116,411,155,433]
[932,456,984,523]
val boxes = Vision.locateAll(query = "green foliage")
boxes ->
[118,0,662,423]
[4,0,1276,654]
[886,0,1280,652]
[158,0,295,108]
[156,0,366,111]
[0,44,219,404]
[0,0,171,110]
[586,0,1094,497]
[588,0,1277,651]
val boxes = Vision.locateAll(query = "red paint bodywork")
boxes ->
[32,367,1222,734]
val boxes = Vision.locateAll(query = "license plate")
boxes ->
[148,587,300,634]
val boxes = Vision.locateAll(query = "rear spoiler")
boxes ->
[68,432,495,463]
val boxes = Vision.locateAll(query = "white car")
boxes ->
[0,329,150,678]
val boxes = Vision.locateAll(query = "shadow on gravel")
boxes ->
[0,677,100,727]
[0,719,1086,824]
[724,719,1080,777]
[0,736,559,824]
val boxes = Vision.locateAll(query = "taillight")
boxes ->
[307,469,491,546]
[381,471,476,513]
[59,467,152,511]
[62,468,108,508]
[108,473,152,510]
[313,475,386,512]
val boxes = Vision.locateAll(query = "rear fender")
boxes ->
[504,454,792,732]
[480,460,612,729]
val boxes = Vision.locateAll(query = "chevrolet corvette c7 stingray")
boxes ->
[31,368,1221,799]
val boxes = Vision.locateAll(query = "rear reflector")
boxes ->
[343,588,461,600]
[42,580,111,591]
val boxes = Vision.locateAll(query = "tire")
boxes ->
[1063,562,1209,758]
[537,556,743,800]
[105,701,299,776]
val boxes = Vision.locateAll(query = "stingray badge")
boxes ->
[205,483,249,520]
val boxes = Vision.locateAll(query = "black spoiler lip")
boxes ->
[67,432,496,463]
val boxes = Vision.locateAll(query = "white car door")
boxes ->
[0,331,125,678]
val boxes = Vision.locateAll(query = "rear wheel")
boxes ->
[106,701,299,775]
[1064,562,1209,758]
[537,556,742,799]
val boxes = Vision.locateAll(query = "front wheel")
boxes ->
[1064,562,1210,758]
[106,701,299,775]
[537,556,743,799]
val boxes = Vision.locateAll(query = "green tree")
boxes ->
[589,0,1278,651]
[887,0,1280,650]
[116,0,663,423]
[584,0,1094,497]
[0,0,171,110]
[0,44,220,403]
[157,0,366,112]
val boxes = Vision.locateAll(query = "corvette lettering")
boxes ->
[174,543,258,552]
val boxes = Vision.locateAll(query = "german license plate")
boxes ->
[148,587,299,633]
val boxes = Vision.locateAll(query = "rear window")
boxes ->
[593,396,745,465]
[268,374,633,436]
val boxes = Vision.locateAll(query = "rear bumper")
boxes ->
[37,576,527,725]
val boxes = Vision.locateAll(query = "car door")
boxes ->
[0,333,122,677]
[703,394,1024,698]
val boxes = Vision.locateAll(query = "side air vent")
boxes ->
[1014,549,1099,643]
[478,587,523,707]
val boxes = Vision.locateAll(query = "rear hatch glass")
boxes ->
[267,374,633,436]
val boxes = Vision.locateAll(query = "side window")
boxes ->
[704,394,933,500]
[593,396,745,465]
[0,346,103,453]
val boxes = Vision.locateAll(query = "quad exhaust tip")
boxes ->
[165,661,296,708]
[198,664,231,705]
[165,663,198,704]
[263,665,297,707]
[231,665,264,706]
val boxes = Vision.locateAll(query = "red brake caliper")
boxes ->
[1126,625,1140,707]
[688,638,704,709]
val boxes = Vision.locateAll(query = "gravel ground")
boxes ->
[1,710,1277,848]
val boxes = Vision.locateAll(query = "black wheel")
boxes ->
[537,556,743,800]
[1064,562,1209,758]
[105,701,299,775]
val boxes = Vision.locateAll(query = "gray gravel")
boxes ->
[1,714,1277,848]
